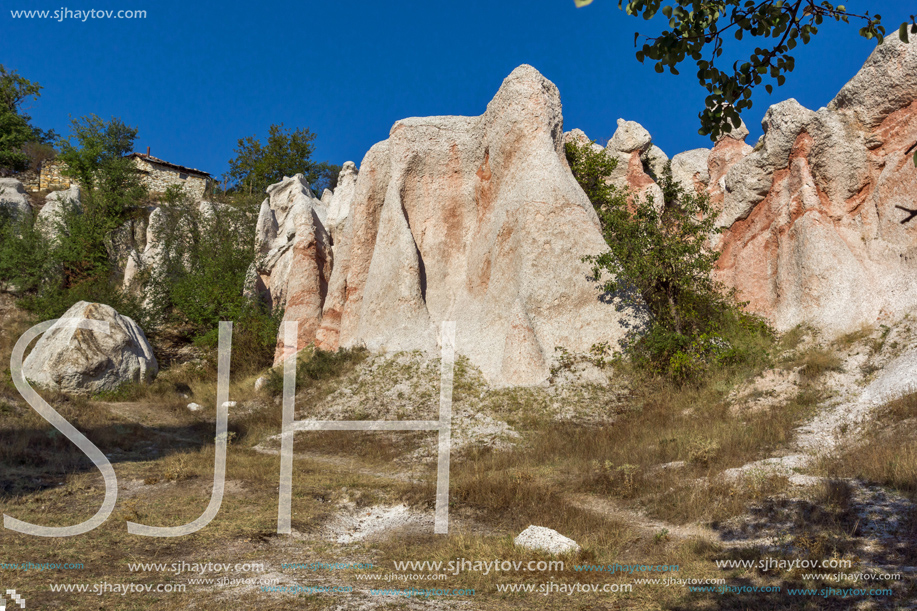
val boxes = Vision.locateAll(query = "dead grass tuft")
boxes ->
[816,391,917,497]
[795,348,844,382]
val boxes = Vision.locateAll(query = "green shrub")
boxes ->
[145,186,281,377]
[565,138,772,382]
[0,205,52,295]
[265,346,369,396]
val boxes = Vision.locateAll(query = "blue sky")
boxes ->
[3,0,914,180]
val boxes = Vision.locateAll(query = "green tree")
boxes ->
[314,162,343,193]
[0,65,52,173]
[145,186,281,375]
[57,115,146,225]
[6,115,150,320]
[226,123,339,194]
[575,1,916,142]
[566,137,769,381]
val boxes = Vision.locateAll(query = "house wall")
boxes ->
[133,158,209,198]
[19,169,40,192]
[24,158,209,198]
[37,161,74,192]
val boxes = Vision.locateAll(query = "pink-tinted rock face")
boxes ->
[707,137,753,207]
[271,65,641,386]
[714,38,917,336]
[251,174,333,362]
[624,150,664,204]
[566,38,917,339]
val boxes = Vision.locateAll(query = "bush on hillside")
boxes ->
[565,138,771,382]
[144,186,281,377]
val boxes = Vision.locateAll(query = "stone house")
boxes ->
[24,150,211,198]
[127,150,211,198]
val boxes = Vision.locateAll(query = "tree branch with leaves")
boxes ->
[0,65,57,173]
[575,1,916,143]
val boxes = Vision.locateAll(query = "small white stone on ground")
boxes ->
[187,403,202,411]
[514,525,580,555]
[254,376,268,392]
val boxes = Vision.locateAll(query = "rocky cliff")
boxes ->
[255,65,642,386]
[715,36,917,336]
[578,37,917,338]
[258,39,916,383]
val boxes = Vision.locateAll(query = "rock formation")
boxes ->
[123,207,162,290]
[259,65,640,386]
[605,118,665,206]
[568,38,917,339]
[254,40,916,381]
[252,174,333,356]
[36,185,81,239]
[670,148,711,194]
[713,36,917,335]
[0,178,31,219]
[23,301,158,394]
[641,143,669,182]
[325,161,357,245]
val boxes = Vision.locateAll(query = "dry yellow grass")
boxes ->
[2,296,915,609]
[817,391,917,497]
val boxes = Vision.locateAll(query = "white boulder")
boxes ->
[670,148,711,193]
[23,301,158,394]
[607,118,652,153]
[36,185,81,239]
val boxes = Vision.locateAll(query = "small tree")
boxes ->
[226,123,338,193]
[54,115,147,289]
[0,65,55,174]
[566,138,769,381]
[57,115,145,217]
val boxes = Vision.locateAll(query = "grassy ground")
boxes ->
[1,297,915,609]
[816,391,917,497]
